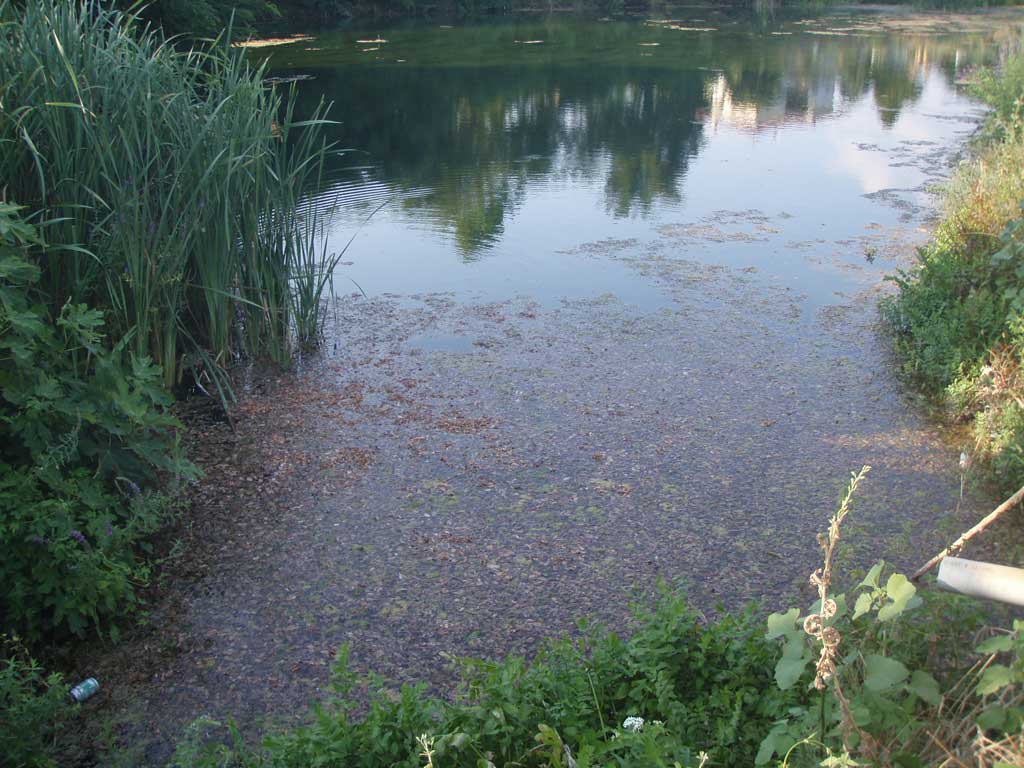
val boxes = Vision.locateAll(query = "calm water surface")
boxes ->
[263,8,1019,307]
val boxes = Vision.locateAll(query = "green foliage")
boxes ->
[972,48,1024,143]
[125,0,281,38]
[882,244,1006,393]
[882,45,1024,490]
[0,636,71,768]
[760,562,985,765]
[0,204,195,641]
[974,620,1024,736]
[0,0,338,398]
[175,588,798,767]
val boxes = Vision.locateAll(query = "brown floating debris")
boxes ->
[233,35,313,48]
[264,74,315,85]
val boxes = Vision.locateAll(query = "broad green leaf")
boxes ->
[852,592,873,620]
[864,655,909,692]
[775,655,809,690]
[782,634,808,660]
[850,701,872,727]
[877,574,916,622]
[892,752,923,768]
[859,561,884,589]
[766,607,800,639]
[977,635,1014,654]
[756,723,794,765]
[906,670,941,706]
[977,706,1008,731]
[977,665,1014,696]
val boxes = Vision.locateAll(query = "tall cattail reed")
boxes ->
[0,0,340,401]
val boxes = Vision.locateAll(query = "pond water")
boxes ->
[262,7,1015,309]
[81,8,1024,765]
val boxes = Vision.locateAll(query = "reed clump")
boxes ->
[0,0,340,399]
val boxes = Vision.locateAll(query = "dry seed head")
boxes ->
[804,614,823,635]
[821,598,837,619]
[821,626,841,648]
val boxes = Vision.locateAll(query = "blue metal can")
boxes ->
[70,678,100,703]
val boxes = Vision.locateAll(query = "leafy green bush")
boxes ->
[974,620,1024,738]
[175,588,797,767]
[122,0,280,37]
[972,47,1024,144]
[761,562,985,765]
[0,203,195,641]
[882,47,1024,489]
[883,242,1006,393]
[0,636,71,768]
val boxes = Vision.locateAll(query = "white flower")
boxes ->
[622,716,645,733]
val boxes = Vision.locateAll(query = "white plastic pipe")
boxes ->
[936,557,1024,607]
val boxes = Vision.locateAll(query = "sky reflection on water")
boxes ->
[265,9,1020,307]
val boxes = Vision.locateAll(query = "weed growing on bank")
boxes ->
[883,41,1024,491]
[0,635,71,768]
[0,204,195,643]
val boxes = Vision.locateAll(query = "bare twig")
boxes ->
[912,483,1024,581]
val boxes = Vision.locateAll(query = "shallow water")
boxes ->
[78,8,1024,765]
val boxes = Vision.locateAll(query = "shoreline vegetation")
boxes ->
[1,1,1023,767]
[128,0,1024,38]
[0,2,338,763]
[882,38,1024,494]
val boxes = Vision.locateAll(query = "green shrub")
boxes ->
[973,620,1024,739]
[174,587,798,767]
[883,242,1006,393]
[0,203,195,641]
[0,636,71,768]
[972,46,1024,144]
[761,563,985,765]
[123,0,280,37]
[883,46,1024,489]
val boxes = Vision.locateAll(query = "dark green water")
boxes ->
[260,7,1021,307]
